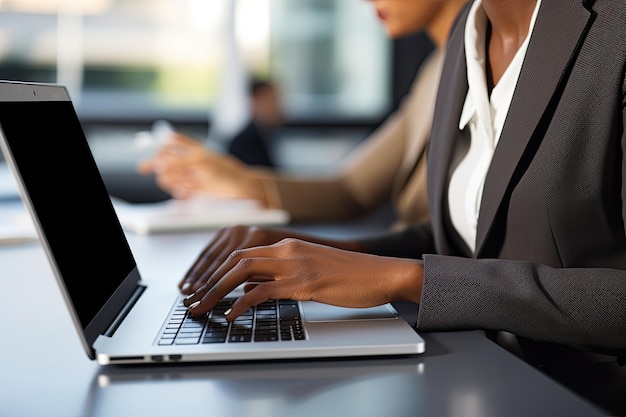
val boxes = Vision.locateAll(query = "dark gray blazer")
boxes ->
[363,0,626,353]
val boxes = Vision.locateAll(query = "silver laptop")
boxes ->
[0,79,424,365]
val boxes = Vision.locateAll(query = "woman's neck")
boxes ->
[482,0,538,89]
[483,0,537,44]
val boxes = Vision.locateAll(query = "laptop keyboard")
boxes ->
[158,298,306,345]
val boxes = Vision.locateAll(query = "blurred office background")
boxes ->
[0,0,431,188]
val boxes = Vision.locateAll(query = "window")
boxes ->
[0,0,391,124]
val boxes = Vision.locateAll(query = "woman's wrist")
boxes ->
[393,259,424,304]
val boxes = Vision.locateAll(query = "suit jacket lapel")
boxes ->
[427,5,470,256]
[474,0,593,255]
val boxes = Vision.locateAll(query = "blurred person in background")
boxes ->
[137,0,468,229]
[226,77,282,168]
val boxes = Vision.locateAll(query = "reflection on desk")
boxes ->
[90,358,425,417]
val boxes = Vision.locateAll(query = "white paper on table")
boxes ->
[111,195,290,235]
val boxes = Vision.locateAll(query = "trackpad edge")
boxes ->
[302,302,398,322]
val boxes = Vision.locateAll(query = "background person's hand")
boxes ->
[137,132,208,198]
[183,238,423,320]
[178,225,367,294]
[137,132,268,202]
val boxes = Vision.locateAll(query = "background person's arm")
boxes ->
[262,52,443,223]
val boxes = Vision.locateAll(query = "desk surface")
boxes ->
[0,202,607,417]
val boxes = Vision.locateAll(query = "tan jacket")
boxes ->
[258,49,444,227]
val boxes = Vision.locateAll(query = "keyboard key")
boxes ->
[255,334,278,342]
[229,334,252,343]
[202,336,227,344]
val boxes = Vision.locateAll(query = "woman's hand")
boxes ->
[137,132,268,203]
[178,225,367,294]
[182,238,424,320]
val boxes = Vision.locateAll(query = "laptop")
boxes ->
[0,79,424,365]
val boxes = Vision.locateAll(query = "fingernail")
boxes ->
[189,301,200,309]
[181,282,191,292]
[224,308,232,316]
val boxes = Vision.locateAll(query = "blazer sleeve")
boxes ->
[418,254,626,351]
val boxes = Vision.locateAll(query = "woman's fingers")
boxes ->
[183,240,297,307]
[179,226,290,294]
[184,240,319,317]
[227,280,302,318]
[178,228,234,292]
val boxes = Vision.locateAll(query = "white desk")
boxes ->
[0,205,607,417]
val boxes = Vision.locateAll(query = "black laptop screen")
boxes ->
[0,100,136,329]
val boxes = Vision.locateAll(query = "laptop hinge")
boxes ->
[103,285,146,337]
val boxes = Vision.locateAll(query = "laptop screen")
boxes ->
[0,100,136,329]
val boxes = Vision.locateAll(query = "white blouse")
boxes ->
[447,0,542,253]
